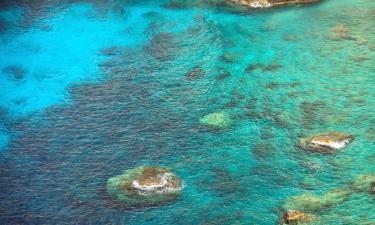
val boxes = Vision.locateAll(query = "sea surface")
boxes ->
[0,0,374,224]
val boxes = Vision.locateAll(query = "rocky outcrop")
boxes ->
[106,166,182,206]
[297,132,354,153]
[228,0,320,8]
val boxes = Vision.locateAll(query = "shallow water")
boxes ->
[0,0,374,224]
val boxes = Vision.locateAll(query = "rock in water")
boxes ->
[228,0,319,8]
[281,210,316,224]
[351,174,375,194]
[199,112,232,129]
[106,166,182,206]
[297,132,354,153]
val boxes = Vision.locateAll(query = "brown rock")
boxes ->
[282,210,315,224]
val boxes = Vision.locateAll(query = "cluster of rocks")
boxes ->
[103,2,374,221]
[279,132,360,223]
[280,174,375,224]
[280,166,375,224]
[105,166,375,221]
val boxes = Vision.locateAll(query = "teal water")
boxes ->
[0,0,374,224]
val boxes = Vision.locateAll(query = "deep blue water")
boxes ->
[0,0,374,224]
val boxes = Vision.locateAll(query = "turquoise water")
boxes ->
[0,0,374,224]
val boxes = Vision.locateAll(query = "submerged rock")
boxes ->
[301,176,324,189]
[199,112,232,129]
[244,62,283,73]
[351,174,375,194]
[219,52,236,63]
[262,63,283,72]
[0,19,6,32]
[245,63,262,73]
[185,67,205,80]
[215,67,231,80]
[99,46,121,56]
[145,32,177,61]
[106,166,182,206]
[283,189,350,212]
[326,24,358,41]
[281,210,316,225]
[228,0,319,8]
[299,101,326,130]
[165,0,228,9]
[297,132,354,153]
[2,65,26,80]
[252,142,276,160]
